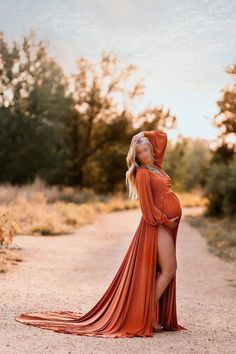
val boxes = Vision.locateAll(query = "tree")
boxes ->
[211,63,236,156]
[204,63,236,216]
[0,31,71,184]
[66,52,176,189]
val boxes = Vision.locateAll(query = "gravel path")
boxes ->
[1,208,236,354]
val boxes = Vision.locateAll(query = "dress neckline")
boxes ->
[141,164,172,180]
[142,164,165,176]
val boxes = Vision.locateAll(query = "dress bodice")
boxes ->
[139,165,173,205]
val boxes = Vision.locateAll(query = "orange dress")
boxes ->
[15,129,187,337]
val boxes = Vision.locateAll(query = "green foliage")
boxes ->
[54,52,176,190]
[204,62,236,217]
[0,31,72,185]
[164,137,211,192]
[204,155,236,216]
[212,64,236,141]
[204,162,226,215]
[222,155,236,214]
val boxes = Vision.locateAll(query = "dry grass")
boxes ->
[0,178,139,238]
[0,181,139,273]
[0,179,207,273]
[186,214,236,264]
[176,188,208,208]
[0,248,23,273]
[0,178,206,239]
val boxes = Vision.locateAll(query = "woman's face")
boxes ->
[135,143,153,165]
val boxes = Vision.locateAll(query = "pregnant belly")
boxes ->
[161,191,182,219]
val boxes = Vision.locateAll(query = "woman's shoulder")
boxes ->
[136,165,147,174]
[135,166,150,181]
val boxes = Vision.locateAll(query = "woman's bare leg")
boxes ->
[153,225,177,327]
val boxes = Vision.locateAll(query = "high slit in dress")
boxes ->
[15,129,187,337]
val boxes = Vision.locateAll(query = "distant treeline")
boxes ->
[0,32,235,216]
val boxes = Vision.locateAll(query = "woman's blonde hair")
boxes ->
[125,135,154,200]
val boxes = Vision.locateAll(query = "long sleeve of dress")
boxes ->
[135,169,172,228]
[143,130,168,168]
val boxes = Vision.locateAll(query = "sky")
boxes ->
[0,0,236,141]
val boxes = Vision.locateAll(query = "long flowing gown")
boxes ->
[15,129,187,338]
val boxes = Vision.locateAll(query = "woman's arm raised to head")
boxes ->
[143,129,168,168]
[135,168,172,228]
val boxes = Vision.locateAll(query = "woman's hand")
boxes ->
[169,217,179,229]
[131,132,144,146]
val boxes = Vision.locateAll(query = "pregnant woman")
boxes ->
[15,129,187,337]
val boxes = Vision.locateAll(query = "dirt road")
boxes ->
[1,208,236,354]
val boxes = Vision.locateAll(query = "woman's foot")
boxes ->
[153,322,164,332]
